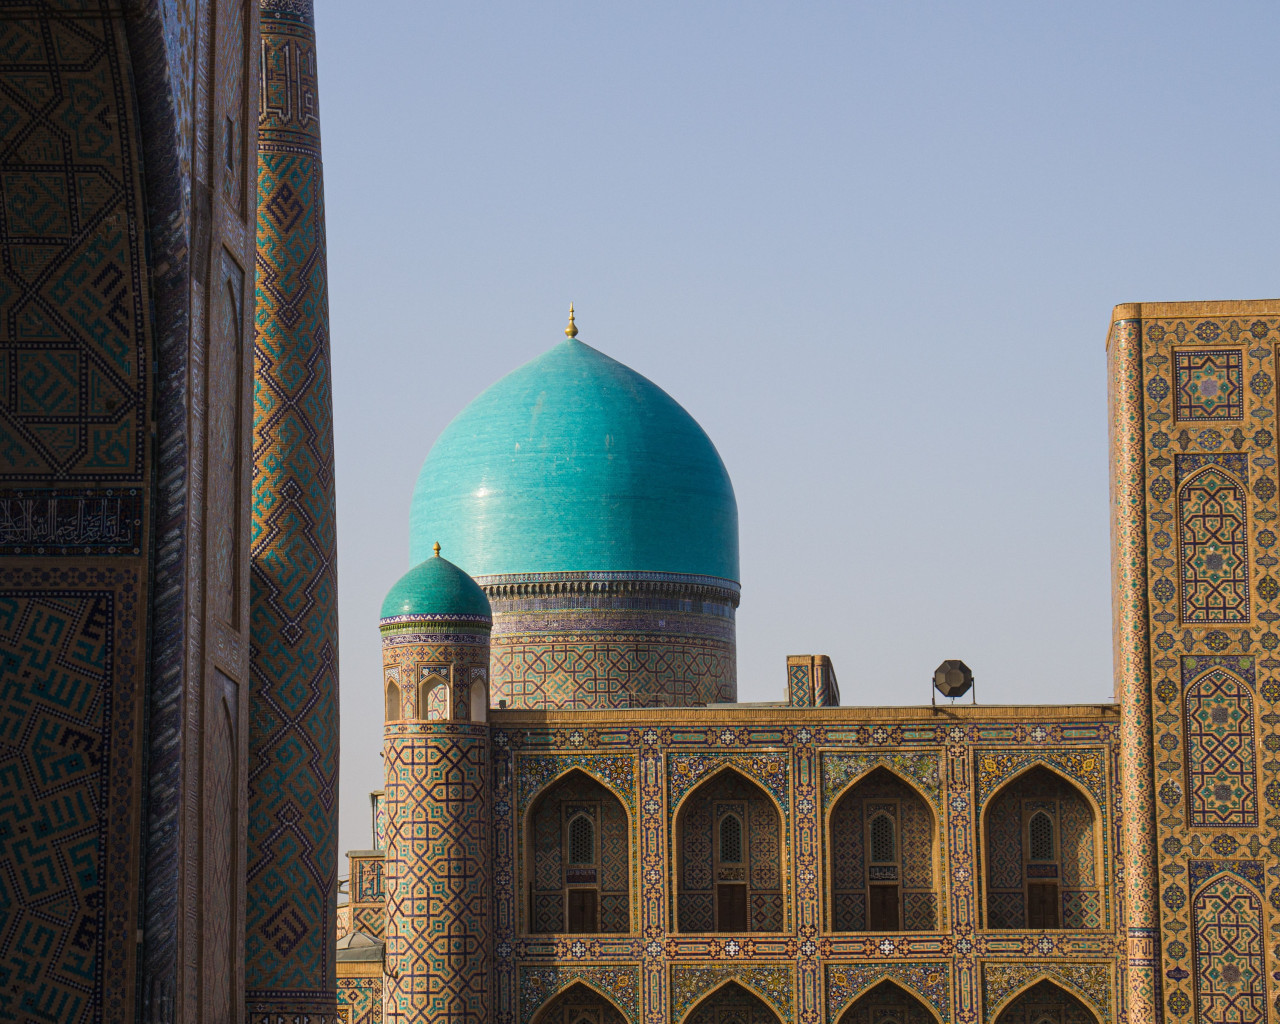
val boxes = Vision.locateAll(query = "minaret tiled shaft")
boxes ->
[381,613,493,1024]
[1109,316,1162,1022]
[246,0,339,1018]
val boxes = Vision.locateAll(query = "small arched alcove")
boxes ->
[836,980,939,1024]
[683,981,781,1024]
[991,979,1100,1023]
[384,679,400,721]
[419,671,449,721]
[675,767,784,933]
[530,982,628,1024]
[527,769,631,934]
[828,766,938,931]
[983,766,1100,930]
[469,667,488,722]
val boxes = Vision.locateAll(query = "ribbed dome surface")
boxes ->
[409,337,738,580]
[380,552,492,619]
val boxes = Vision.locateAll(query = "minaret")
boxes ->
[246,0,339,1019]
[381,546,493,1023]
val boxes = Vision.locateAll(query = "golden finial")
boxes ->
[565,303,578,338]
[433,541,441,557]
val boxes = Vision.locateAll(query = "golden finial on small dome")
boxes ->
[433,541,441,557]
[565,303,578,338]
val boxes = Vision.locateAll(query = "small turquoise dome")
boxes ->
[409,336,738,580]
[380,549,492,619]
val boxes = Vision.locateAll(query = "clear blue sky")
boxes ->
[316,1,1280,860]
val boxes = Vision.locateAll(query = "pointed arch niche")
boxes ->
[527,769,631,934]
[1192,872,1268,1021]
[983,766,1100,930]
[1178,461,1250,624]
[681,981,781,1024]
[675,767,784,933]
[991,979,1099,1023]
[531,982,629,1024]
[836,980,939,1024]
[828,767,938,932]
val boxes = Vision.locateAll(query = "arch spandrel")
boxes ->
[667,751,791,817]
[670,970,794,1024]
[976,752,1108,814]
[517,753,640,818]
[831,979,941,1024]
[824,963,951,1024]
[821,752,944,813]
[523,976,639,1024]
[981,965,1110,1022]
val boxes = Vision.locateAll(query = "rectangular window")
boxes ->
[716,883,747,931]
[869,885,899,931]
[567,889,597,933]
[1027,883,1060,929]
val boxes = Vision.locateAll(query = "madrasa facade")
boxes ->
[334,300,1280,1024]
[0,1,1274,1021]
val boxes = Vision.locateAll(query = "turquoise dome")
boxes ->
[409,336,739,580]
[380,550,492,619]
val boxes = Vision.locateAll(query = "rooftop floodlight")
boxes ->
[932,659,974,706]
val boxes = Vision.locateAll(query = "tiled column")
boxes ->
[246,1,339,1018]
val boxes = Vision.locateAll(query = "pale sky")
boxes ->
[316,1,1280,860]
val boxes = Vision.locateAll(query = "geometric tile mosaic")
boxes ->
[1177,459,1250,624]
[1184,668,1258,827]
[1175,349,1243,422]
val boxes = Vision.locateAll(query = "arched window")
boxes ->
[568,814,595,866]
[470,668,488,722]
[1028,812,1054,862]
[420,673,448,720]
[869,814,896,864]
[385,681,400,721]
[675,768,783,933]
[527,771,631,934]
[719,814,743,864]
[984,766,1099,930]
[828,768,937,933]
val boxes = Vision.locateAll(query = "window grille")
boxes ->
[568,814,595,865]
[870,813,896,864]
[719,814,743,864]
[1028,811,1054,862]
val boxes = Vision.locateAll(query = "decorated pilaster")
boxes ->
[1109,314,1163,1023]
[381,550,494,1023]
[246,0,339,1019]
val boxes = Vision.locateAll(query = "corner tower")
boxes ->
[409,312,740,709]
[381,549,493,1023]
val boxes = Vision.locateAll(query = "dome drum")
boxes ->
[485,571,737,709]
